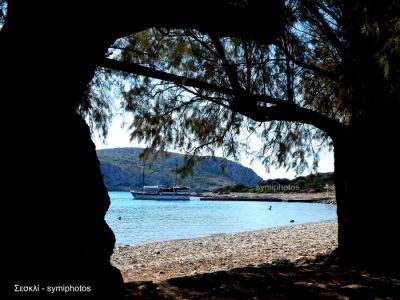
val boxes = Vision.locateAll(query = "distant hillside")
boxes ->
[96,147,262,192]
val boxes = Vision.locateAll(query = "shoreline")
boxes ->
[197,191,336,204]
[112,220,338,282]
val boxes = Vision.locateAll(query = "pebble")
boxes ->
[137,284,148,291]
[112,220,338,282]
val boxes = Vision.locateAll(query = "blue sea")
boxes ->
[105,192,337,245]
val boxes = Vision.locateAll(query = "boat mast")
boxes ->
[175,159,178,187]
[142,159,145,192]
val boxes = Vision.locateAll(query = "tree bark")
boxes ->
[333,2,400,271]
[1,2,124,298]
[333,116,399,272]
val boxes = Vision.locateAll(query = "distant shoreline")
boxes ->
[196,192,336,204]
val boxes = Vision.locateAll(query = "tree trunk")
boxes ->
[0,2,285,297]
[334,117,399,272]
[333,3,399,271]
[1,2,124,298]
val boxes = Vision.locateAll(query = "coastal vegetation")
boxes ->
[215,172,334,194]
[257,172,334,193]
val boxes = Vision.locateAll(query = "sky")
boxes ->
[94,115,334,180]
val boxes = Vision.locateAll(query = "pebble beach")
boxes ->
[111,220,338,282]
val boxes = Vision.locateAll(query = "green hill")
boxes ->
[96,147,262,192]
[257,172,335,193]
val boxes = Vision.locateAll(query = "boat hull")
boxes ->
[131,192,190,200]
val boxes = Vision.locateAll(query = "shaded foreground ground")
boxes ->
[123,255,400,299]
[114,221,399,299]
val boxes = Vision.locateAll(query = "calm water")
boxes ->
[105,192,337,245]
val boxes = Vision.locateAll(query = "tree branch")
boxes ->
[275,42,337,80]
[235,100,346,140]
[100,58,233,93]
[282,35,294,102]
[99,58,347,139]
[316,2,341,25]
[100,58,283,105]
[210,35,242,91]
[302,0,346,56]
[109,45,157,59]
[108,1,285,46]
[243,41,252,91]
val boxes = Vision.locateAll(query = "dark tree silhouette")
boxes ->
[96,0,400,271]
[0,0,284,297]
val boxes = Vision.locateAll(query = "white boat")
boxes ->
[131,185,191,200]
